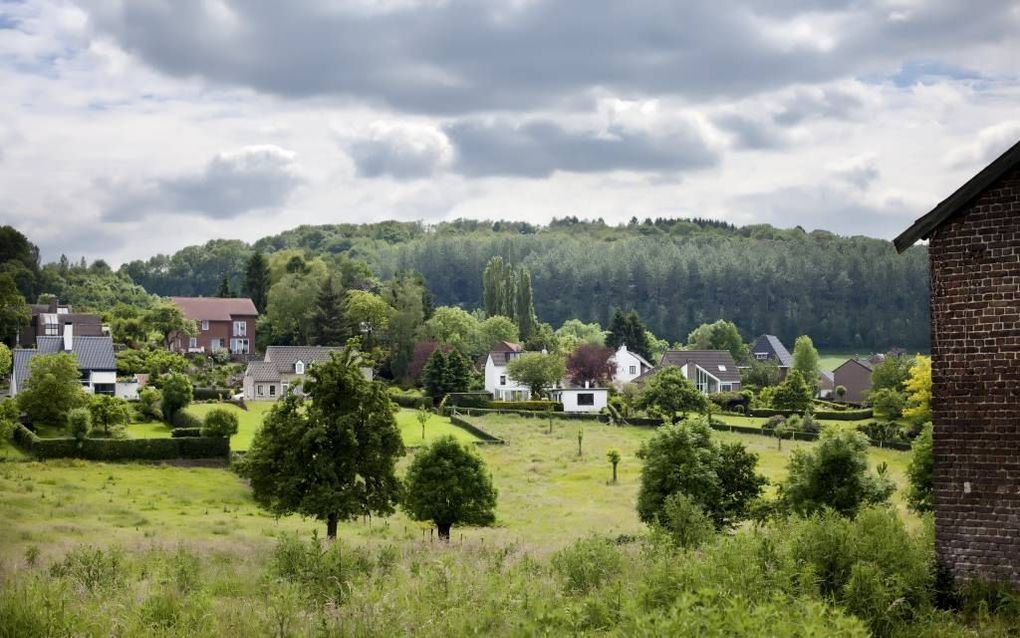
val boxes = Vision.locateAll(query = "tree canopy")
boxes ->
[636,367,707,423]
[17,352,86,426]
[505,351,566,399]
[687,320,747,361]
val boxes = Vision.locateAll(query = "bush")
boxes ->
[708,390,750,412]
[388,391,432,409]
[749,407,873,420]
[551,536,622,594]
[762,414,786,433]
[136,387,163,421]
[15,427,229,460]
[201,408,239,438]
[193,387,229,402]
[444,392,493,409]
[269,534,374,604]
[799,412,820,434]
[49,546,125,592]
[67,408,91,441]
[657,492,716,549]
[160,372,193,423]
[171,410,203,430]
[488,400,562,412]
[171,427,203,438]
[906,423,933,514]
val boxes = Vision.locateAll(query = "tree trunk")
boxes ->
[437,522,452,541]
[612,463,618,483]
[326,514,338,540]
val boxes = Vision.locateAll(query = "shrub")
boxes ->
[160,372,193,423]
[799,412,820,434]
[49,546,125,592]
[193,387,229,402]
[552,536,622,594]
[761,414,786,432]
[201,408,239,438]
[906,423,934,514]
[388,392,432,409]
[67,408,91,442]
[87,395,131,437]
[444,392,493,409]
[22,435,229,461]
[136,387,163,421]
[657,492,715,549]
[269,534,374,604]
[171,409,203,430]
[170,427,203,438]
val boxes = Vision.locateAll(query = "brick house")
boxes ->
[18,298,104,348]
[743,334,793,380]
[831,358,873,405]
[170,297,258,355]
[894,137,1020,588]
[645,350,743,395]
[243,346,373,400]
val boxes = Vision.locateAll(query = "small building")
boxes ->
[483,341,532,401]
[243,346,373,400]
[743,334,792,379]
[818,370,835,399]
[169,297,258,355]
[831,358,872,405]
[11,324,122,398]
[550,383,609,413]
[611,344,654,385]
[18,298,104,348]
[893,137,1020,588]
[653,350,742,395]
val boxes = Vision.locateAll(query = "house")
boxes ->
[11,324,122,398]
[743,334,792,379]
[653,350,742,395]
[243,346,373,401]
[483,341,532,401]
[18,298,104,348]
[549,382,609,413]
[831,358,872,405]
[893,137,1020,588]
[611,344,654,385]
[170,297,258,355]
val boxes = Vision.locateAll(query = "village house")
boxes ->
[243,345,373,401]
[18,298,104,348]
[650,350,743,395]
[11,324,125,398]
[170,297,258,355]
[832,358,873,405]
[611,344,654,385]
[893,137,1020,588]
[483,341,532,401]
[743,334,792,379]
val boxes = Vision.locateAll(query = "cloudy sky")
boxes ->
[1,0,1018,265]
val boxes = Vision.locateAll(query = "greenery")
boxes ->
[159,373,193,424]
[482,256,538,341]
[136,387,163,422]
[902,356,932,424]
[200,408,239,438]
[906,423,934,513]
[0,343,11,379]
[17,352,85,426]
[67,407,92,442]
[636,417,767,529]
[870,387,907,421]
[143,301,195,350]
[656,491,716,549]
[0,273,31,342]
[779,429,896,517]
[421,348,472,400]
[636,366,707,423]
[87,395,131,437]
[403,435,498,540]
[605,308,653,362]
[240,349,405,538]
[792,334,821,392]
[741,358,781,388]
[771,369,814,413]
[243,250,271,313]
[505,351,566,399]
[687,319,747,360]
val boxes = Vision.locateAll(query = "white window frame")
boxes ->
[231,338,250,354]
[189,336,198,349]
[295,361,305,375]
[755,352,769,360]
[43,313,59,336]
[201,320,209,331]
[233,320,247,337]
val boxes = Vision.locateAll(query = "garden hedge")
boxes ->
[444,392,493,409]
[171,427,203,438]
[448,414,505,444]
[12,424,229,460]
[193,387,231,401]
[389,393,433,409]
[748,407,873,420]
[489,400,563,412]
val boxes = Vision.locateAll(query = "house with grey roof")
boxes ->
[11,324,120,398]
[243,346,373,401]
[743,334,793,379]
[647,350,743,395]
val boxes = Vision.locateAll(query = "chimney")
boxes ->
[63,322,73,351]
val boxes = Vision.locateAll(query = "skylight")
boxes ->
[718,365,727,372]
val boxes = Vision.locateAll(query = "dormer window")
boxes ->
[295,361,305,375]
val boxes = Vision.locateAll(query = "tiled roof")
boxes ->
[748,334,792,367]
[12,349,35,390]
[819,370,835,389]
[245,361,281,382]
[171,297,258,321]
[659,350,743,384]
[264,346,344,373]
[834,358,873,373]
[487,341,524,367]
[12,336,116,389]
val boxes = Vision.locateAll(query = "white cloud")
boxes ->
[945,121,1020,170]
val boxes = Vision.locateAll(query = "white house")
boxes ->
[483,341,532,401]
[11,324,127,398]
[611,344,654,385]
[549,382,609,413]
[243,346,373,401]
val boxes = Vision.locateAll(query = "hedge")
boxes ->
[193,387,231,401]
[448,414,505,444]
[748,407,873,420]
[12,424,229,460]
[389,393,433,409]
[172,410,204,429]
[444,392,493,409]
[489,400,563,412]
[171,427,203,438]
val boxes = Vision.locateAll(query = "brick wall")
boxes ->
[928,164,1020,588]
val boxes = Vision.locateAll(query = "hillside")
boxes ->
[119,218,929,350]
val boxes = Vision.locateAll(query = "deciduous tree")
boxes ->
[202,408,240,438]
[635,367,707,423]
[144,301,195,350]
[771,369,813,413]
[87,395,131,437]
[17,352,86,426]
[160,372,193,423]
[906,423,933,514]
[791,335,821,392]
[902,356,931,424]
[506,351,565,399]
[687,320,747,361]
[566,344,614,386]
[0,274,30,344]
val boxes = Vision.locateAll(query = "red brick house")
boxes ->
[170,297,258,355]
[831,358,873,405]
[894,138,1020,588]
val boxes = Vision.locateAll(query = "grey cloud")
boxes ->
[830,155,879,189]
[345,124,451,179]
[773,86,864,126]
[713,113,787,150]
[102,146,301,221]
[443,118,719,177]
[79,0,1020,114]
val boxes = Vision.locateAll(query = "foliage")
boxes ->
[869,355,915,394]
[265,271,322,345]
[243,251,271,313]
[635,367,707,423]
[741,359,781,388]
[792,335,821,392]
[0,225,42,299]
[384,272,427,381]
[87,395,131,437]
[478,315,519,350]
[137,387,163,421]
[551,536,622,594]
[0,274,30,343]
[344,289,394,349]
[200,408,239,438]
[870,387,906,421]
[421,348,473,400]
[116,347,189,376]
[902,356,932,424]
[555,319,605,350]
[14,426,229,460]
[482,257,538,340]
[0,343,10,378]
[565,344,614,386]
[419,306,481,356]
[779,429,896,517]
[657,492,716,549]
[160,373,194,424]
[17,352,86,426]
[67,407,92,441]
[605,309,653,362]
[310,276,349,346]
[771,369,814,413]
[906,423,934,514]
[143,301,195,350]
[403,435,498,539]
[0,398,17,446]
[687,319,747,361]
[637,418,766,529]
[607,448,621,483]
[505,351,566,399]
[240,348,405,538]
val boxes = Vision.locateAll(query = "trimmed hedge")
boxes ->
[448,414,505,444]
[489,400,563,412]
[193,387,231,401]
[748,407,873,420]
[12,423,229,460]
[171,427,203,438]
[444,392,493,409]
[390,393,433,409]
[171,410,204,429]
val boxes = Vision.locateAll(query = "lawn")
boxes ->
[395,408,480,446]
[184,402,275,451]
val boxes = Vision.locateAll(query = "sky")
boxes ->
[1,0,1018,265]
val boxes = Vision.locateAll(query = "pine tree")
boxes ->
[515,268,537,341]
[624,312,653,362]
[605,309,629,350]
[216,275,233,297]
[445,350,473,394]
[422,349,448,399]
[311,276,348,346]
[244,251,271,313]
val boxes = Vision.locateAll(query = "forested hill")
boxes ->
[120,218,930,350]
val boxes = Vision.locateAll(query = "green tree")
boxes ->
[421,349,449,400]
[160,372,193,423]
[17,352,86,426]
[68,407,91,442]
[505,351,566,399]
[478,315,519,351]
[657,492,715,549]
[771,369,814,412]
[137,387,163,421]
[779,428,895,517]
[266,272,321,345]
[741,359,781,388]
[636,418,766,529]
[555,319,605,351]
[420,306,480,356]
[0,342,11,379]
[144,301,196,350]
[686,320,747,361]
[607,449,621,484]
[403,435,497,540]
[216,275,233,298]
[0,273,30,344]
[906,422,934,514]
[0,398,18,452]
[902,356,931,424]
[87,395,130,437]
[201,408,239,438]
[344,290,394,350]
[606,310,654,362]
[636,367,707,424]
[444,350,473,395]
[482,256,512,318]
[243,251,271,313]
[384,273,426,382]
[310,276,348,346]
[870,387,906,421]
[416,406,429,440]
[241,348,405,538]
[515,268,538,341]
[869,355,915,394]
[791,335,821,393]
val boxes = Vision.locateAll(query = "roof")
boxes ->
[819,370,835,390]
[487,341,524,367]
[12,335,117,388]
[748,334,793,367]
[245,361,281,382]
[171,297,258,321]
[834,358,873,374]
[894,138,1020,252]
[616,345,654,370]
[659,350,742,384]
[263,346,344,373]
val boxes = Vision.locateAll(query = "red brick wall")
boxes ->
[174,315,256,354]
[928,165,1020,588]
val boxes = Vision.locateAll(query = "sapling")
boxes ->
[416,406,430,440]
[607,449,621,483]
[577,426,584,457]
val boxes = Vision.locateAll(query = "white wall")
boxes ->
[558,389,608,413]
[613,345,648,384]
[115,382,139,400]
[484,355,531,401]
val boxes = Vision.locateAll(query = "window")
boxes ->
[257,384,264,396]
[233,321,247,336]
[577,393,595,406]
[695,366,716,394]
[499,375,506,386]
[269,384,276,397]
[718,365,727,372]
[43,314,59,336]
[201,320,209,331]
[189,337,198,349]
[629,365,637,375]
[230,338,250,354]
[295,361,305,375]
[755,352,769,360]
[210,339,223,352]
[282,383,290,395]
